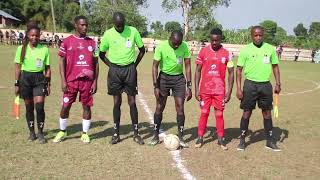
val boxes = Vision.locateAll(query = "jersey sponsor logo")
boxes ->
[78,55,85,61]
[77,42,84,50]
[208,64,219,75]
[88,46,93,52]
[77,54,88,65]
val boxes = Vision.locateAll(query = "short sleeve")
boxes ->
[14,46,22,64]
[45,47,50,65]
[134,28,144,48]
[195,48,205,64]
[184,43,191,59]
[237,49,246,67]
[58,40,67,57]
[154,45,161,61]
[99,31,109,52]
[271,48,279,64]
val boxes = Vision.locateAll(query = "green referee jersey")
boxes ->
[99,25,144,66]
[237,42,279,82]
[154,40,191,75]
[14,44,50,72]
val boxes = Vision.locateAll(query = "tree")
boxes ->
[274,26,287,45]
[0,0,25,24]
[260,20,277,44]
[294,23,308,38]
[161,0,230,39]
[309,22,320,39]
[151,21,164,33]
[81,0,148,35]
[193,18,221,41]
[164,21,182,32]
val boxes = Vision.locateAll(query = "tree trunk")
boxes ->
[181,0,190,39]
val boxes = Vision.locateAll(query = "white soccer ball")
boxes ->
[163,134,180,151]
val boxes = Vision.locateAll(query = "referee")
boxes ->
[14,23,51,144]
[236,26,281,151]
[149,30,192,148]
[99,12,146,145]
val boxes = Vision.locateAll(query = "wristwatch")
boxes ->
[187,81,192,89]
[14,80,19,86]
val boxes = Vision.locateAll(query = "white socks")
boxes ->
[59,118,67,130]
[59,118,91,133]
[82,119,91,133]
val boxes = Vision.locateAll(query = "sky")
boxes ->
[141,0,320,35]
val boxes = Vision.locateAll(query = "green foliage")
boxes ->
[81,0,148,35]
[223,29,251,44]
[294,23,308,38]
[193,18,222,41]
[309,22,320,39]
[164,21,182,32]
[161,0,230,38]
[260,20,277,45]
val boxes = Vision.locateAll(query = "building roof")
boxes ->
[0,10,21,21]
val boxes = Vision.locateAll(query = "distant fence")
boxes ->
[1,28,314,62]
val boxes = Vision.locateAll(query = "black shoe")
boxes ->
[148,135,160,146]
[218,137,228,150]
[133,134,144,145]
[194,136,204,148]
[178,136,189,148]
[38,133,47,144]
[28,131,37,141]
[110,134,120,144]
[265,140,281,151]
[237,137,245,151]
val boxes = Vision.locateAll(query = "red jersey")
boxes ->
[196,45,230,95]
[58,35,97,82]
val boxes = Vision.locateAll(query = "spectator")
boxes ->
[0,30,3,44]
[311,49,316,63]
[294,48,300,62]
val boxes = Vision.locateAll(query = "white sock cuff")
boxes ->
[82,119,91,133]
[59,118,68,130]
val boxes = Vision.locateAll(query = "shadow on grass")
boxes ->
[246,127,289,146]
[183,126,288,146]
[90,121,176,142]
[183,126,252,145]
[46,120,108,140]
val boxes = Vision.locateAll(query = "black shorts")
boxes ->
[107,63,137,96]
[19,71,46,99]
[240,79,273,111]
[158,72,186,98]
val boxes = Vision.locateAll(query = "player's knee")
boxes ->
[128,100,136,108]
[215,110,223,118]
[262,110,271,119]
[26,103,34,112]
[60,106,71,118]
[242,110,252,119]
[35,102,45,117]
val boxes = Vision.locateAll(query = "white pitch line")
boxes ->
[137,91,196,180]
[280,80,320,96]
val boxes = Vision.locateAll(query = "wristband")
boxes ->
[45,77,51,85]
[153,82,159,88]
[186,81,192,89]
[14,80,19,86]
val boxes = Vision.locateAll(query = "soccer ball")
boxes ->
[163,134,180,151]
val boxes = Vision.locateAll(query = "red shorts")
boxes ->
[200,93,225,111]
[62,79,93,107]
